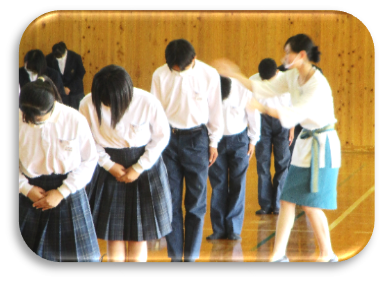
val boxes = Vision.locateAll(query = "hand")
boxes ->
[117,166,141,183]
[33,189,64,211]
[109,163,126,179]
[26,186,46,203]
[211,58,242,78]
[209,147,218,167]
[289,127,295,146]
[64,87,71,95]
[247,144,255,161]
[246,97,266,114]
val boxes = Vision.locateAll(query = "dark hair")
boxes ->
[24,49,47,75]
[278,63,323,75]
[165,39,196,71]
[91,65,133,129]
[19,76,61,124]
[52,41,67,58]
[284,34,321,63]
[258,58,277,80]
[220,75,232,101]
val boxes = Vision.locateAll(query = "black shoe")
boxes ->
[206,233,227,240]
[184,258,195,262]
[171,258,183,262]
[255,208,272,215]
[328,254,338,262]
[227,233,242,241]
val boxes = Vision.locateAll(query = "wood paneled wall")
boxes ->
[19,10,374,152]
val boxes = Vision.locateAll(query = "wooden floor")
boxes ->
[97,151,374,262]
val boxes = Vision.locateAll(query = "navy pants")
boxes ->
[163,126,209,261]
[255,115,291,211]
[208,129,249,236]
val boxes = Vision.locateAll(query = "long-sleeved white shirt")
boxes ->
[222,78,260,145]
[250,68,340,169]
[151,59,224,148]
[79,87,170,174]
[249,72,292,109]
[19,102,98,198]
[56,50,68,75]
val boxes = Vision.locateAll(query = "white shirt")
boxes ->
[222,78,260,145]
[250,68,340,169]
[79,87,170,174]
[56,50,67,75]
[24,65,37,82]
[151,59,224,148]
[249,72,292,109]
[19,102,98,199]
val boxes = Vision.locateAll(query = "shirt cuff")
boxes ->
[249,137,258,146]
[57,184,72,199]
[102,160,115,171]
[209,141,218,148]
[132,163,145,174]
[20,182,34,197]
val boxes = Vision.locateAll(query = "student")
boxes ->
[151,39,223,262]
[249,59,294,215]
[46,42,86,110]
[19,49,66,98]
[214,34,340,262]
[206,75,260,241]
[79,64,172,262]
[19,76,100,262]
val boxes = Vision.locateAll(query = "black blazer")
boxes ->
[46,50,86,96]
[19,66,66,97]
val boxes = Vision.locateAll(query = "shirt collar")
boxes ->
[45,101,61,124]
[56,50,67,62]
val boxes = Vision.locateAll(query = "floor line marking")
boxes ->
[251,164,368,251]
[329,185,374,231]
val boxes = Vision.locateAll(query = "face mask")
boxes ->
[284,54,301,69]
[27,121,46,129]
[176,67,193,77]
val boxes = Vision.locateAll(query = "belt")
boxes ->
[300,124,335,193]
[171,125,204,135]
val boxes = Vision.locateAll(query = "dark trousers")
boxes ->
[255,115,291,211]
[208,129,249,235]
[163,126,209,261]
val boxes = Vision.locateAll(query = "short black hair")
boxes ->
[52,41,67,58]
[284,34,321,63]
[19,76,61,124]
[165,39,196,71]
[220,75,232,101]
[24,49,47,75]
[258,58,277,80]
[91,64,134,129]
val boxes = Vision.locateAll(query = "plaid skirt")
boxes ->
[19,174,100,262]
[86,146,172,241]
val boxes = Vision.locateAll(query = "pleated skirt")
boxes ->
[280,136,339,210]
[19,174,101,262]
[86,146,173,241]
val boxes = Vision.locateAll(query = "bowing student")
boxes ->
[19,49,66,98]
[249,59,294,216]
[206,75,260,241]
[79,64,172,262]
[19,76,100,262]
[213,34,341,262]
[151,38,223,262]
[46,42,86,110]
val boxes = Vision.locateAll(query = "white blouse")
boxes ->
[79,87,170,174]
[151,59,224,148]
[222,78,260,145]
[250,68,341,169]
[19,102,98,198]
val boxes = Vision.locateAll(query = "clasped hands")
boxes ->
[28,186,64,211]
[108,163,141,183]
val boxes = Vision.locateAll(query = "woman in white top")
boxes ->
[214,34,340,262]
[19,76,100,261]
[80,65,172,262]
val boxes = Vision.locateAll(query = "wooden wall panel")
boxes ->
[19,10,374,152]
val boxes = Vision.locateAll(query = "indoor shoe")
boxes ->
[227,233,242,241]
[328,254,338,262]
[206,233,227,240]
[271,255,289,262]
[255,208,272,215]
[273,209,280,215]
